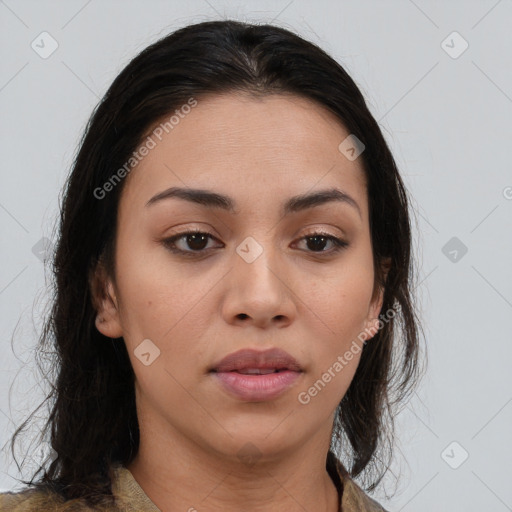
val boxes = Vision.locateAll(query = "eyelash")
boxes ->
[161,229,349,258]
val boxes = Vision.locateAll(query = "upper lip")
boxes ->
[210,348,303,373]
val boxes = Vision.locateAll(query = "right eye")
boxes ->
[162,230,223,257]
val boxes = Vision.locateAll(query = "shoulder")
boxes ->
[0,487,109,511]
[0,464,153,512]
[0,487,64,511]
[342,477,389,512]
[330,454,388,512]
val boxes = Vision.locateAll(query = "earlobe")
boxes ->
[370,286,385,322]
[89,264,123,339]
[364,257,390,341]
[363,301,382,342]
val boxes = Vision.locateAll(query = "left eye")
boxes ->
[162,230,348,256]
[295,233,348,253]
[163,231,220,254]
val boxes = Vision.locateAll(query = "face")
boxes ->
[94,92,384,462]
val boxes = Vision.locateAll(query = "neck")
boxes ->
[127,421,340,512]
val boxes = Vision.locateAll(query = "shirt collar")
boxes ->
[112,457,386,512]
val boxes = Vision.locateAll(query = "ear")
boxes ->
[89,261,123,339]
[362,257,391,341]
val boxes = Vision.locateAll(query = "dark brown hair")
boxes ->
[10,19,424,507]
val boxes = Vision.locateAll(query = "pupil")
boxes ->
[307,235,327,251]
[187,233,208,250]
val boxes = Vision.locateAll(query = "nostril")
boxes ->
[237,313,249,320]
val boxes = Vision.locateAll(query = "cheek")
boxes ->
[299,250,374,399]
[306,257,375,337]
[115,245,216,378]
[115,241,189,333]
[117,262,211,412]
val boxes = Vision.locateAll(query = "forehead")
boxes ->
[120,92,368,216]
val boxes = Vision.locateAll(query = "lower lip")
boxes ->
[212,370,302,401]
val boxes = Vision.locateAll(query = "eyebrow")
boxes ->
[145,186,362,218]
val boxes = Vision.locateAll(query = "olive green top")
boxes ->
[0,457,388,511]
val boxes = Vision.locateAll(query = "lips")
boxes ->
[209,348,303,401]
[210,348,302,374]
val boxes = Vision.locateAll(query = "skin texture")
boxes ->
[94,92,385,512]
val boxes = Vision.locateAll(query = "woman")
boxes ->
[2,20,422,511]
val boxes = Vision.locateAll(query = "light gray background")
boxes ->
[1,1,511,510]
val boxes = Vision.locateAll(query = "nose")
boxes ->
[221,246,296,330]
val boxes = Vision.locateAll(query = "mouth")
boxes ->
[226,368,286,375]
[209,347,303,374]
[209,348,303,401]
